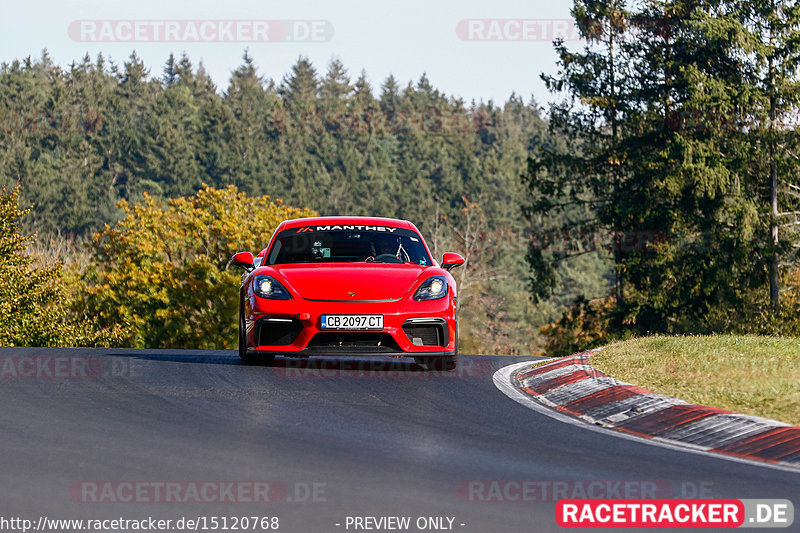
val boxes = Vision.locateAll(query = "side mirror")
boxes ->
[441,252,465,271]
[231,251,255,272]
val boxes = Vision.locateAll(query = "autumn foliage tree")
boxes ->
[0,187,63,345]
[0,187,122,346]
[82,185,316,349]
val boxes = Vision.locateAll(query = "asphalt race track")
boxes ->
[1,347,798,533]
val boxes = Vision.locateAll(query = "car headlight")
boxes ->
[253,275,291,300]
[414,276,449,301]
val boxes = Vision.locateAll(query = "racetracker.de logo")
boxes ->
[456,19,581,42]
[555,499,795,528]
[67,20,334,42]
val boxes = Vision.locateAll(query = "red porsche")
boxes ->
[231,217,465,370]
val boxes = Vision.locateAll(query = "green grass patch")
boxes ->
[589,335,800,426]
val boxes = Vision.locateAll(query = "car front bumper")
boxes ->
[244,295,457,356]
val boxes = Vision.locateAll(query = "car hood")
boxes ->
[269,264,429,301]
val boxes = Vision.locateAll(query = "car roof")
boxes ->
[278,216,418,232]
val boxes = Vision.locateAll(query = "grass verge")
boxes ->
[588,335,800,426]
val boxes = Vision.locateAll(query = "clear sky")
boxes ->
[1,0,577,105]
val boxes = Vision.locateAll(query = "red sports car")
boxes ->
[231,216,464,370]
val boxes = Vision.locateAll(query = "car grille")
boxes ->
[255,318,303,346]
[402,319,447,347]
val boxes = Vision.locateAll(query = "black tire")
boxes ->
[416,321,458,371]
[238,306,275,366]
[427,353,458,371]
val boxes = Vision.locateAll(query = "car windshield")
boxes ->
[267,226,432,266]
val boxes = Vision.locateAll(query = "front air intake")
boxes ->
[255,318,303,346]
[402,319,448,347]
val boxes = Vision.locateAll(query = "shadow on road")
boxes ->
[0,346,508,377]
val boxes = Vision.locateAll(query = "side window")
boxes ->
[268,241,282,265]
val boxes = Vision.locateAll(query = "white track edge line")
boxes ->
[493,361,800,475]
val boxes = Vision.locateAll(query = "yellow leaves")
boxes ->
[102,185,312,269]
[0,187,124,347]
[83,185,316,349]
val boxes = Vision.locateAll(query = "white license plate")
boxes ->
[321,315,384,330]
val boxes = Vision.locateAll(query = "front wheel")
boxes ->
[416,324,458,371]
[239,308,275,366]
[423,353,457,371]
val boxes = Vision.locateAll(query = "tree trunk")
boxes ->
[769,55,780,315]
